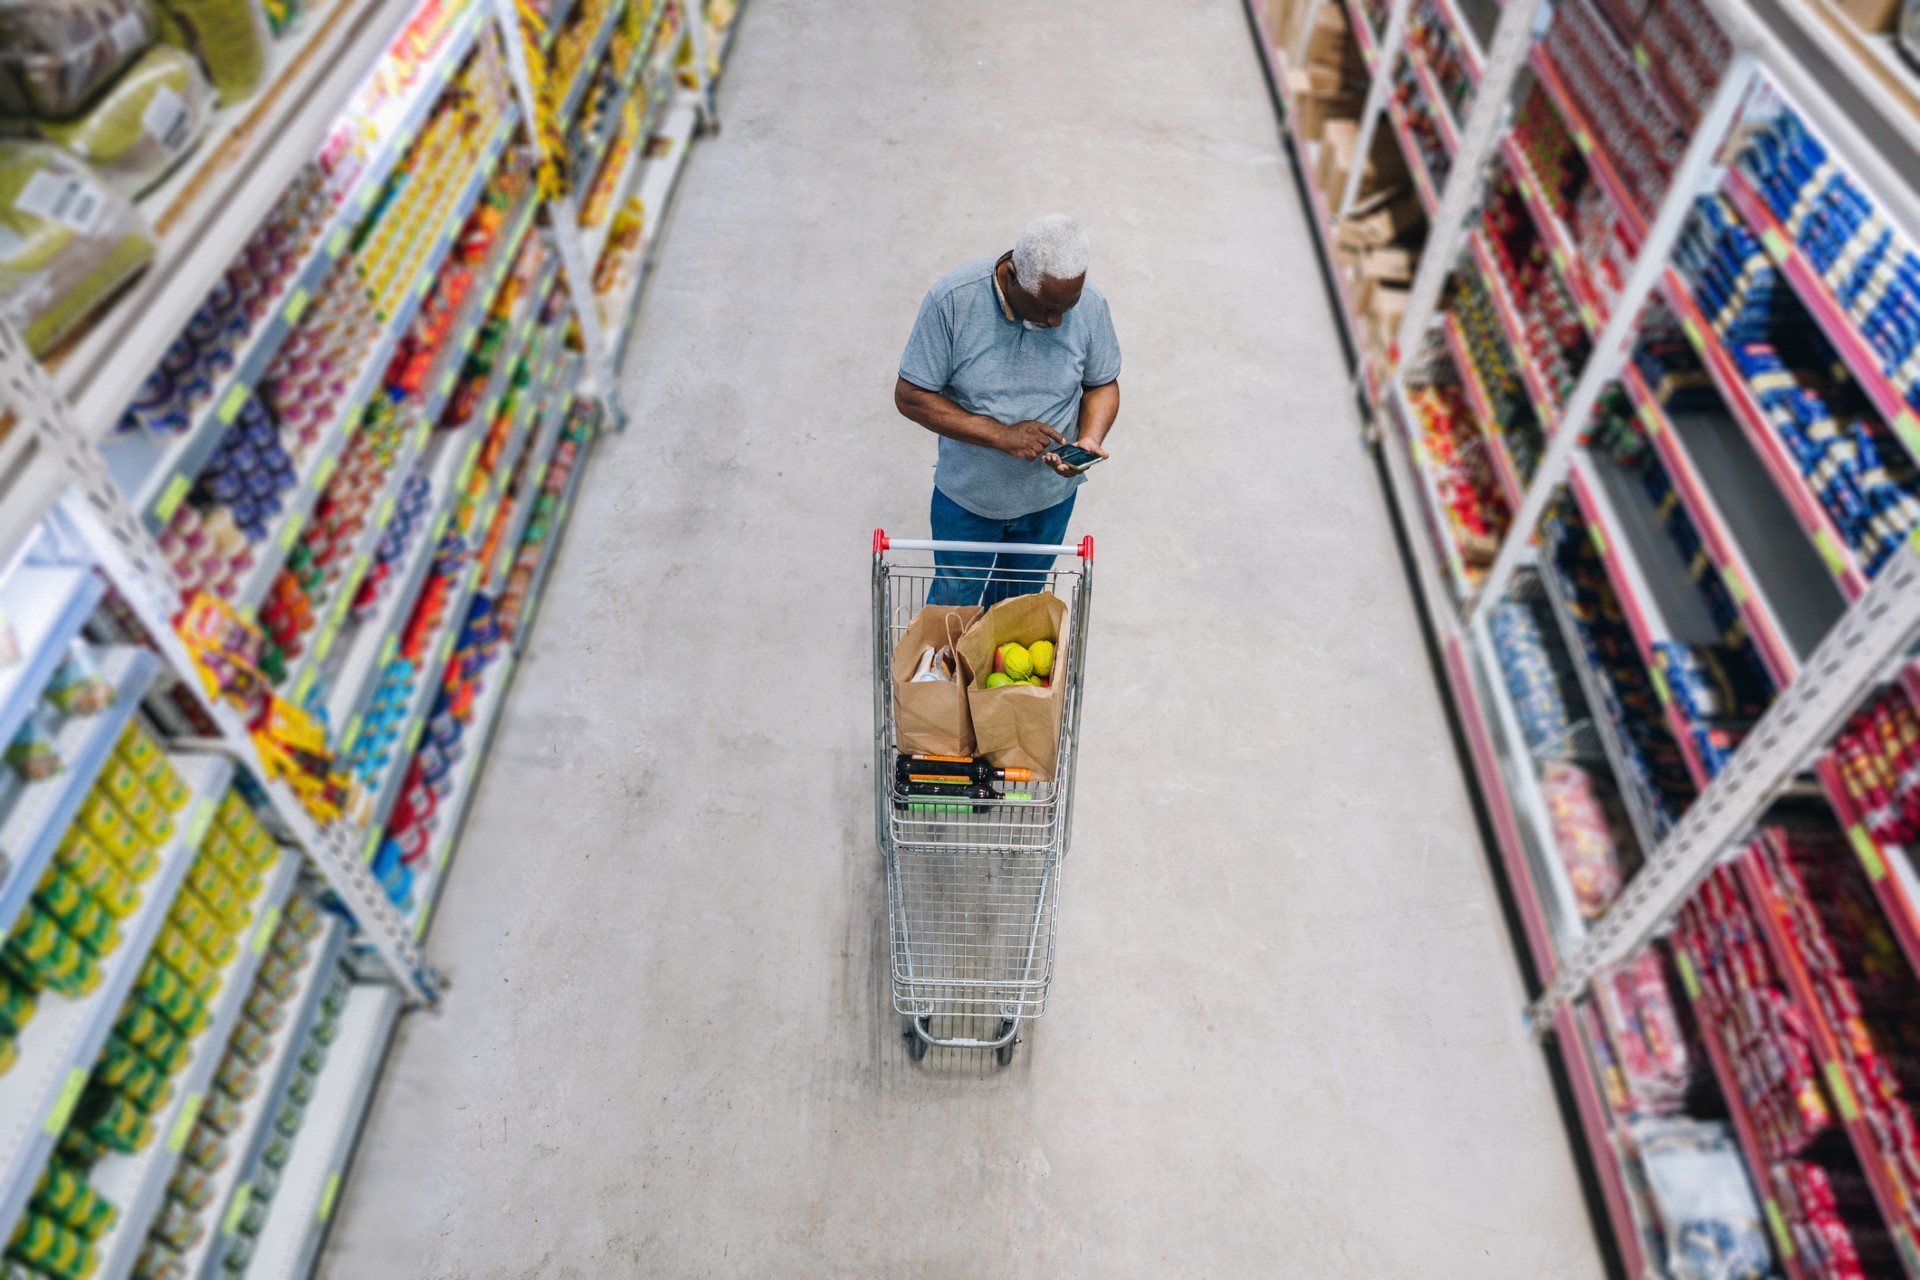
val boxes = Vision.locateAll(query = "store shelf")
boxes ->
[1391,386,1480,599]
[86,849,304,1280]
[405,648,516,938]
[559,0,632,129]
[1738,838,1920,1275]
[1567,458,1715,790]
[1527,44,1648,252]
[244,981,403,1280]
[0,751,232,1243]
[1441,314,1524,508]
[1619,367,1817,686]
[1554,1004,1654,1278]
[0,564,108,754]
[577,0,673,186]
[512,414,597,639]
[1406,44,1460,156]
[0,647,161,943]
[322,272,560,741]
[230,102,523,615]
[1677,966,1813,1280]
[1722,170,1920,464]
[1499,135,1606,335]
[1444,636,1564,975]
[599,98,702,355]
[177,913,349,1280]
[1659,267,1872,601]
[488,370,580,593]
[1342,0,1379,73]
[1467,229,1560,431]
[48,0,441,438]
[1384,93,1441,215]
[1812,753,1920,987]
[1432,0,1482,81]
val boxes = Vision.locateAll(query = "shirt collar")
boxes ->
[990,252,1018,324]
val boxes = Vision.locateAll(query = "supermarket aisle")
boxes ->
[321,2,1604,1276]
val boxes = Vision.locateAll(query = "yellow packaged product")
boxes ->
[100,757,141,807]
[116,720,160,772]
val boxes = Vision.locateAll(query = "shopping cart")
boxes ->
[871,529,1093,1064]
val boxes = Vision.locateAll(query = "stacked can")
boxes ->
[352,470,434,618]
[498,410,591,638]
[1741,109,1920,417]
[1773,1160,1901,1279]
[1831,685,1920,849]
[1543,499,1698,835]
[132,892,330,1279]
[1762,829,1920,1251]
[1482,172,1587,415]
[1541,0,1692,222]
[114,169,334,439]
[1489,597,1577,755]
[1388,56,1451,194]
[1672,869,1837,1163]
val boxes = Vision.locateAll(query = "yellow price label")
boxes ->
[414,901,433,938]
[186,798,216,848]
[1680,315,1703,348]
[1637,400,1661,435]
[319,1171,343,1223]
[329,227,349,257]
[1761,228,1789,262]
[292,664,318,703]
[1650,667,1670,705]
[283,287,311,326]
[1894,409,1920,460]
[167,1092,203,1152]
[44,1066,87,1134]
[314,454,339,492]
[278,515,304,553]
[218,383,249,424]
[1588,523,1608,559]
[1848,824,1888,882]
[251,904,281,955]
[1574,128,1593,154]
[1764,1199,1793,1259]
[313,625,337,664]
[1815,528,1849,579]
[154,472,193,524]
[224,1183,253,1237]
[341,718,362,753]
[409,716,427,753]
[1675,950,1701,999]
[1826,1061,1861,1122]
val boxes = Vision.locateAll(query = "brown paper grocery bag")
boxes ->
[892,605,981,756]
[956,592,1069,781]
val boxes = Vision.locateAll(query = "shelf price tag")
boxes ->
[314,453,339,492]
[414,901,433,939]
[251,904,281,955]
[224,1184,254,1238]
[379,634,397,669]
[1588,522,1608,560]
[1573,127,1593,154]
[1649,666,1670,706]
[1724,565,1749,606]
[1895,410,1920,461]
[167,1092,204,1152]
[282,287,311,326]
[1675,950,1701,999]
[278,514,304,553]
[1763,1200,1794,1259]
[440,367,458,400]
[1848,824,1888,882]
[1632,43,1650,68]
[1825,1061,1861,1122]
[186,798,216,848]
[329,227,349,257]
[313,624,337,665]
[1680,315,1703,349]
[319,1171,343,1224]
[154,472,193,525]
[44,1066,87,1134]
[1760,227,1789,263]
[218,383,249,424]
[292,663,318,703]
[409,716,427,754]
[1814,528,1849,579]
[341,717,362,754]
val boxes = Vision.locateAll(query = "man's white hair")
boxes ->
[1012,214,1090,291]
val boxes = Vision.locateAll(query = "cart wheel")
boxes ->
[995,1021,1018,1066]
[904,1020,927,1061]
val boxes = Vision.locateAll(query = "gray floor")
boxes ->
[319,2,1606,1275]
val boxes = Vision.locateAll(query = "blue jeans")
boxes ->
[927,487,1076,608]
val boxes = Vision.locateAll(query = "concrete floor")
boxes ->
[318,2,1607,1275]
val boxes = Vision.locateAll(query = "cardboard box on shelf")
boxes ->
[1289,87,1365,142]
[1829,0,1901,31]
[1365,285,1408,364]
[1305,2,1368,77]
[1317,119,1359,206]
[1359,246,1416,282]
[1336,187,1423,247]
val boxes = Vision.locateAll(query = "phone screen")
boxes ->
[1049,442,1103,470]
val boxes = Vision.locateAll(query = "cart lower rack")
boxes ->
[871,530,1093,1064]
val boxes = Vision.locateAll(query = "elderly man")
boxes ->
[895,214,1121,607]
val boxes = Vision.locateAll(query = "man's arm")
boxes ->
[1042,380,1120,476]
[894,378,1062,461]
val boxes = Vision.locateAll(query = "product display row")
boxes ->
[0,0,745,1272]
[1251,0,1920,1272]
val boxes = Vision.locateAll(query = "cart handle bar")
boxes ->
[874,529,1093,561]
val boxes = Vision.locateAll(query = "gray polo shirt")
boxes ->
[898,257,1121,521]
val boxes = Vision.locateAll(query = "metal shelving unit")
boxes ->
[1248,0,1920,1268]
[0,0,726,1270]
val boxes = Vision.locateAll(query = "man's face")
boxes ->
[1009,272,1084,329]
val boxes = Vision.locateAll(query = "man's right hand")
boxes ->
[1001,420,1065,461]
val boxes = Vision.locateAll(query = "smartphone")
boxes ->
[1047,441,1104,471]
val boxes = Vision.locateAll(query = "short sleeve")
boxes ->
[1082,293,1121,387]
[898,287,954,393]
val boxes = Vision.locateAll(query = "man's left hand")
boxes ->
[1043,438,1109,477]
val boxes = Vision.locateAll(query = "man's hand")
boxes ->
[1043,438,1109,477]
[1001,420,1065,461]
